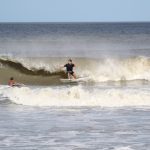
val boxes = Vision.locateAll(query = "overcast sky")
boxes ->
[0,0,150,22]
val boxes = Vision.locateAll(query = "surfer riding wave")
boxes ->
[63,59,76,79]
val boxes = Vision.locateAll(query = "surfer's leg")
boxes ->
[68,73,71,79]
[73,73,76,79]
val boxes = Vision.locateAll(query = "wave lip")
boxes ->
[0,57,65,76]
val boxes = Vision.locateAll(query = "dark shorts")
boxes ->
[67,71,74,75]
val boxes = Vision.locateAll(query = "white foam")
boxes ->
[1,85,150,107]
[114,146,134,150]
[78,56,150,82]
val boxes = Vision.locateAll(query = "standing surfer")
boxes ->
[63,59,76,79]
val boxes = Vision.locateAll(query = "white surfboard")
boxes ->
[60,77,90,83]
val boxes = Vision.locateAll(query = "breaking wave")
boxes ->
[0,56,150,85]
[0,85,150,107]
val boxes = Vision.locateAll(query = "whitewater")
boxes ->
[0,23,150,149]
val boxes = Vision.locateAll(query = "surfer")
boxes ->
[8,77,22,87]
[8,77,16,86]
[63,59,76,79]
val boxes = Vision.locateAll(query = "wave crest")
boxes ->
[0,57,66,77]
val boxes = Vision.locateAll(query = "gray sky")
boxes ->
[0,0,150,22]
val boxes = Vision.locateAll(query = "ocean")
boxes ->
[0,23,150,149]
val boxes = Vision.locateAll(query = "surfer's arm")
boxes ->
[60,66,64,69]
[60,64,66,69]
[73,64,76,68]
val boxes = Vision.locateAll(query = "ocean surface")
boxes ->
[0,23,150,149]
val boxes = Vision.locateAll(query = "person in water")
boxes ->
[64,59,76,79]
[8,77,21,87]
[8,77,16,86]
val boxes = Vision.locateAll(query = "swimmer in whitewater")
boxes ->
[63,59,76,79]
[8,77,23,87]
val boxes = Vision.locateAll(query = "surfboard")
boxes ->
[12,83,25,88]
[60,77,89,83]
[60,79,78,83]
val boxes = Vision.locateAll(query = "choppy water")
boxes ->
[0,103,150,150]
[0,23,150,149]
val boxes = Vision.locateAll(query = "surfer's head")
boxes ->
[10,77,14,80]
[68,59,72,64]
